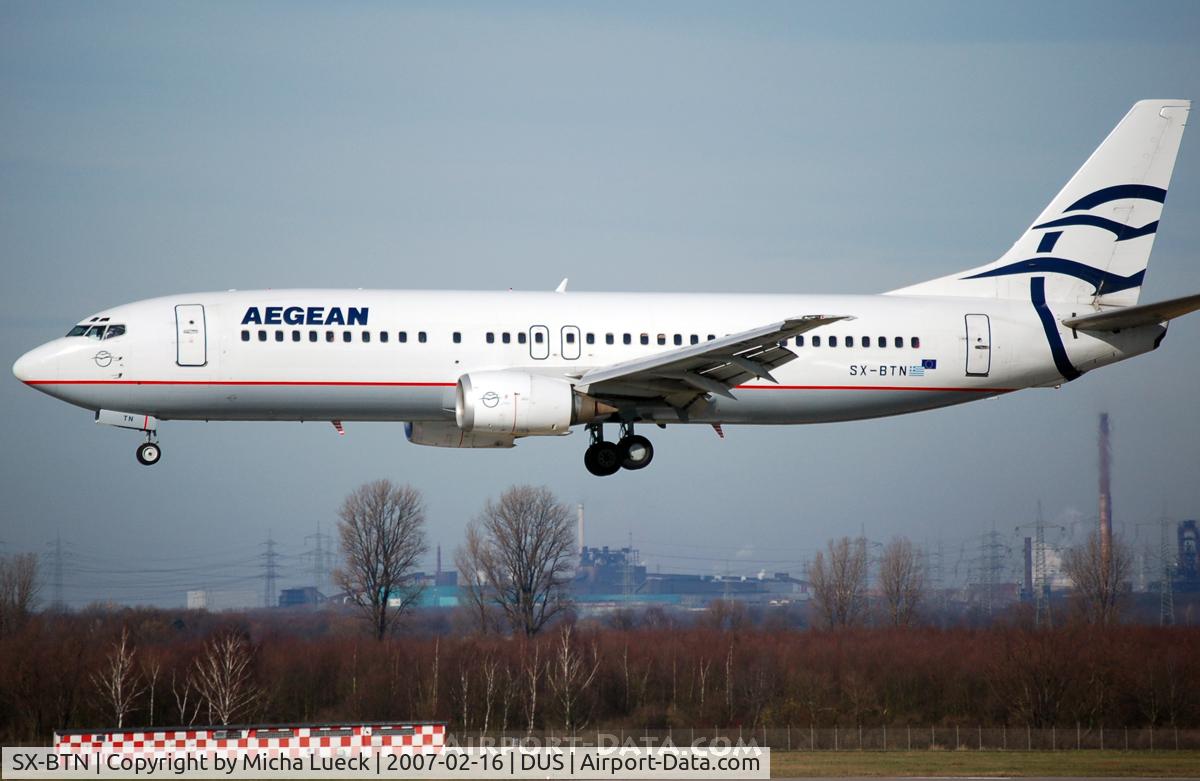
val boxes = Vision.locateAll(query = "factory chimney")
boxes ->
[577,504,585,556]
[1098,413,1113,569]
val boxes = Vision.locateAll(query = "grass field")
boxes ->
[769,750,1200,777]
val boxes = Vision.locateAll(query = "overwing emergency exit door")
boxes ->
[529,325,550,360]
[561,325,581,360]
[175,304,207,366]
[964,313,991,376]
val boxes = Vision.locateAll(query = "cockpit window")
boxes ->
[66,325,89,337]
[84,325,106,340]
[103,324,125,339]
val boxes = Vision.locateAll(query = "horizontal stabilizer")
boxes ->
[1062,291,1200,332]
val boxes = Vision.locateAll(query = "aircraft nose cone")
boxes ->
[12,350,36,383]
[13,344,55,384]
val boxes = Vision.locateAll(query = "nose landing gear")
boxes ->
[584,422,654,476]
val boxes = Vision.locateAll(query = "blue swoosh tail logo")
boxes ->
[964,257,1144,295]
[1033,215,1158,241]
[1065,184,1166,211]
[1030,277,1081,381]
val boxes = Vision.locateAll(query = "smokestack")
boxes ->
[1098,413,1113,568]
[577,504,585,556]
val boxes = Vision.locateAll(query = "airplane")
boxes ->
[11,99,1198,476]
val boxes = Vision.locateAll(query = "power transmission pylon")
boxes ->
[261,531,279,609]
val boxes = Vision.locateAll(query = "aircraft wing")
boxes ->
[575,315,851,408]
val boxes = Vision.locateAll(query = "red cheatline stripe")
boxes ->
[25,380,456,387]
[25,379,1015,393]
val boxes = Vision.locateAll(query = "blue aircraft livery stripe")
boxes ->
[1065,184,1166,211]
[1033,215,1158,241]
[963,257,1144,295]
[1036,231,1062,253]
[1030,277,1081,382]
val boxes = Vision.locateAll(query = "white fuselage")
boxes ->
[12,288,1165,428]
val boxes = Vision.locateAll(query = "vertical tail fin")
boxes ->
[891,100,1190,306]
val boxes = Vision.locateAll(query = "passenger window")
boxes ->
[796,335,804,347]
[534,332,543,344]
[606,333,614,345]
[502,332,511,344]
[103,325,125,339]
[241,330,250,342]
[846,336,854,348]
[623,333,632,345]
[829,336,838,347]
[640,334,649,345]
[586,333,595,345]
[486,332,495,344]
[862,335,870,348]
[878,336,886,348]
[812,335,821,347]
[894,336,903,348]
[657,334,666,345]
[566,332,576,344]
[518,332,526,344]
[419,331,427,343]
[399,331,407,343]
[326,331,334,343]
[690,334,699,345]
[292,331,300,342]
[342,331,352,343]
[275,330,284,342]
[362,331,370,343]
[911,336,920,348]
[380,331,388,343]
[674,334,682,346]
[258,331,267,342]
[707,334,716,341]
[309,330,318,342]
[453,332,462,344]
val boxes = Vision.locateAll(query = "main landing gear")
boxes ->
[136,437,161,466]
[584,422,654,477]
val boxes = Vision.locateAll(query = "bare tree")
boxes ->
[878,536,926,626]
[546,625,598,731]
[456,486,575,636]
[170,668,202,726]
[90,628,145,728]
[192,631,263,725]
[808,537,868,629]
[335,480,429,640]
[0,553,40,636]
[455,525,502,634]
[1062,531,1131,626]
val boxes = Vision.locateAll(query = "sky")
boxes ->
[2,1,1199,608]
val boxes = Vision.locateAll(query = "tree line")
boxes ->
[1,610,1197,743]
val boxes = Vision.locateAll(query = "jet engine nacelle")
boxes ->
[405,421,515,448]
[456,370,612,435]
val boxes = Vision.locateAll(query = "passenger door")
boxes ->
[964,313,991,376]
[175,304,207,367]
